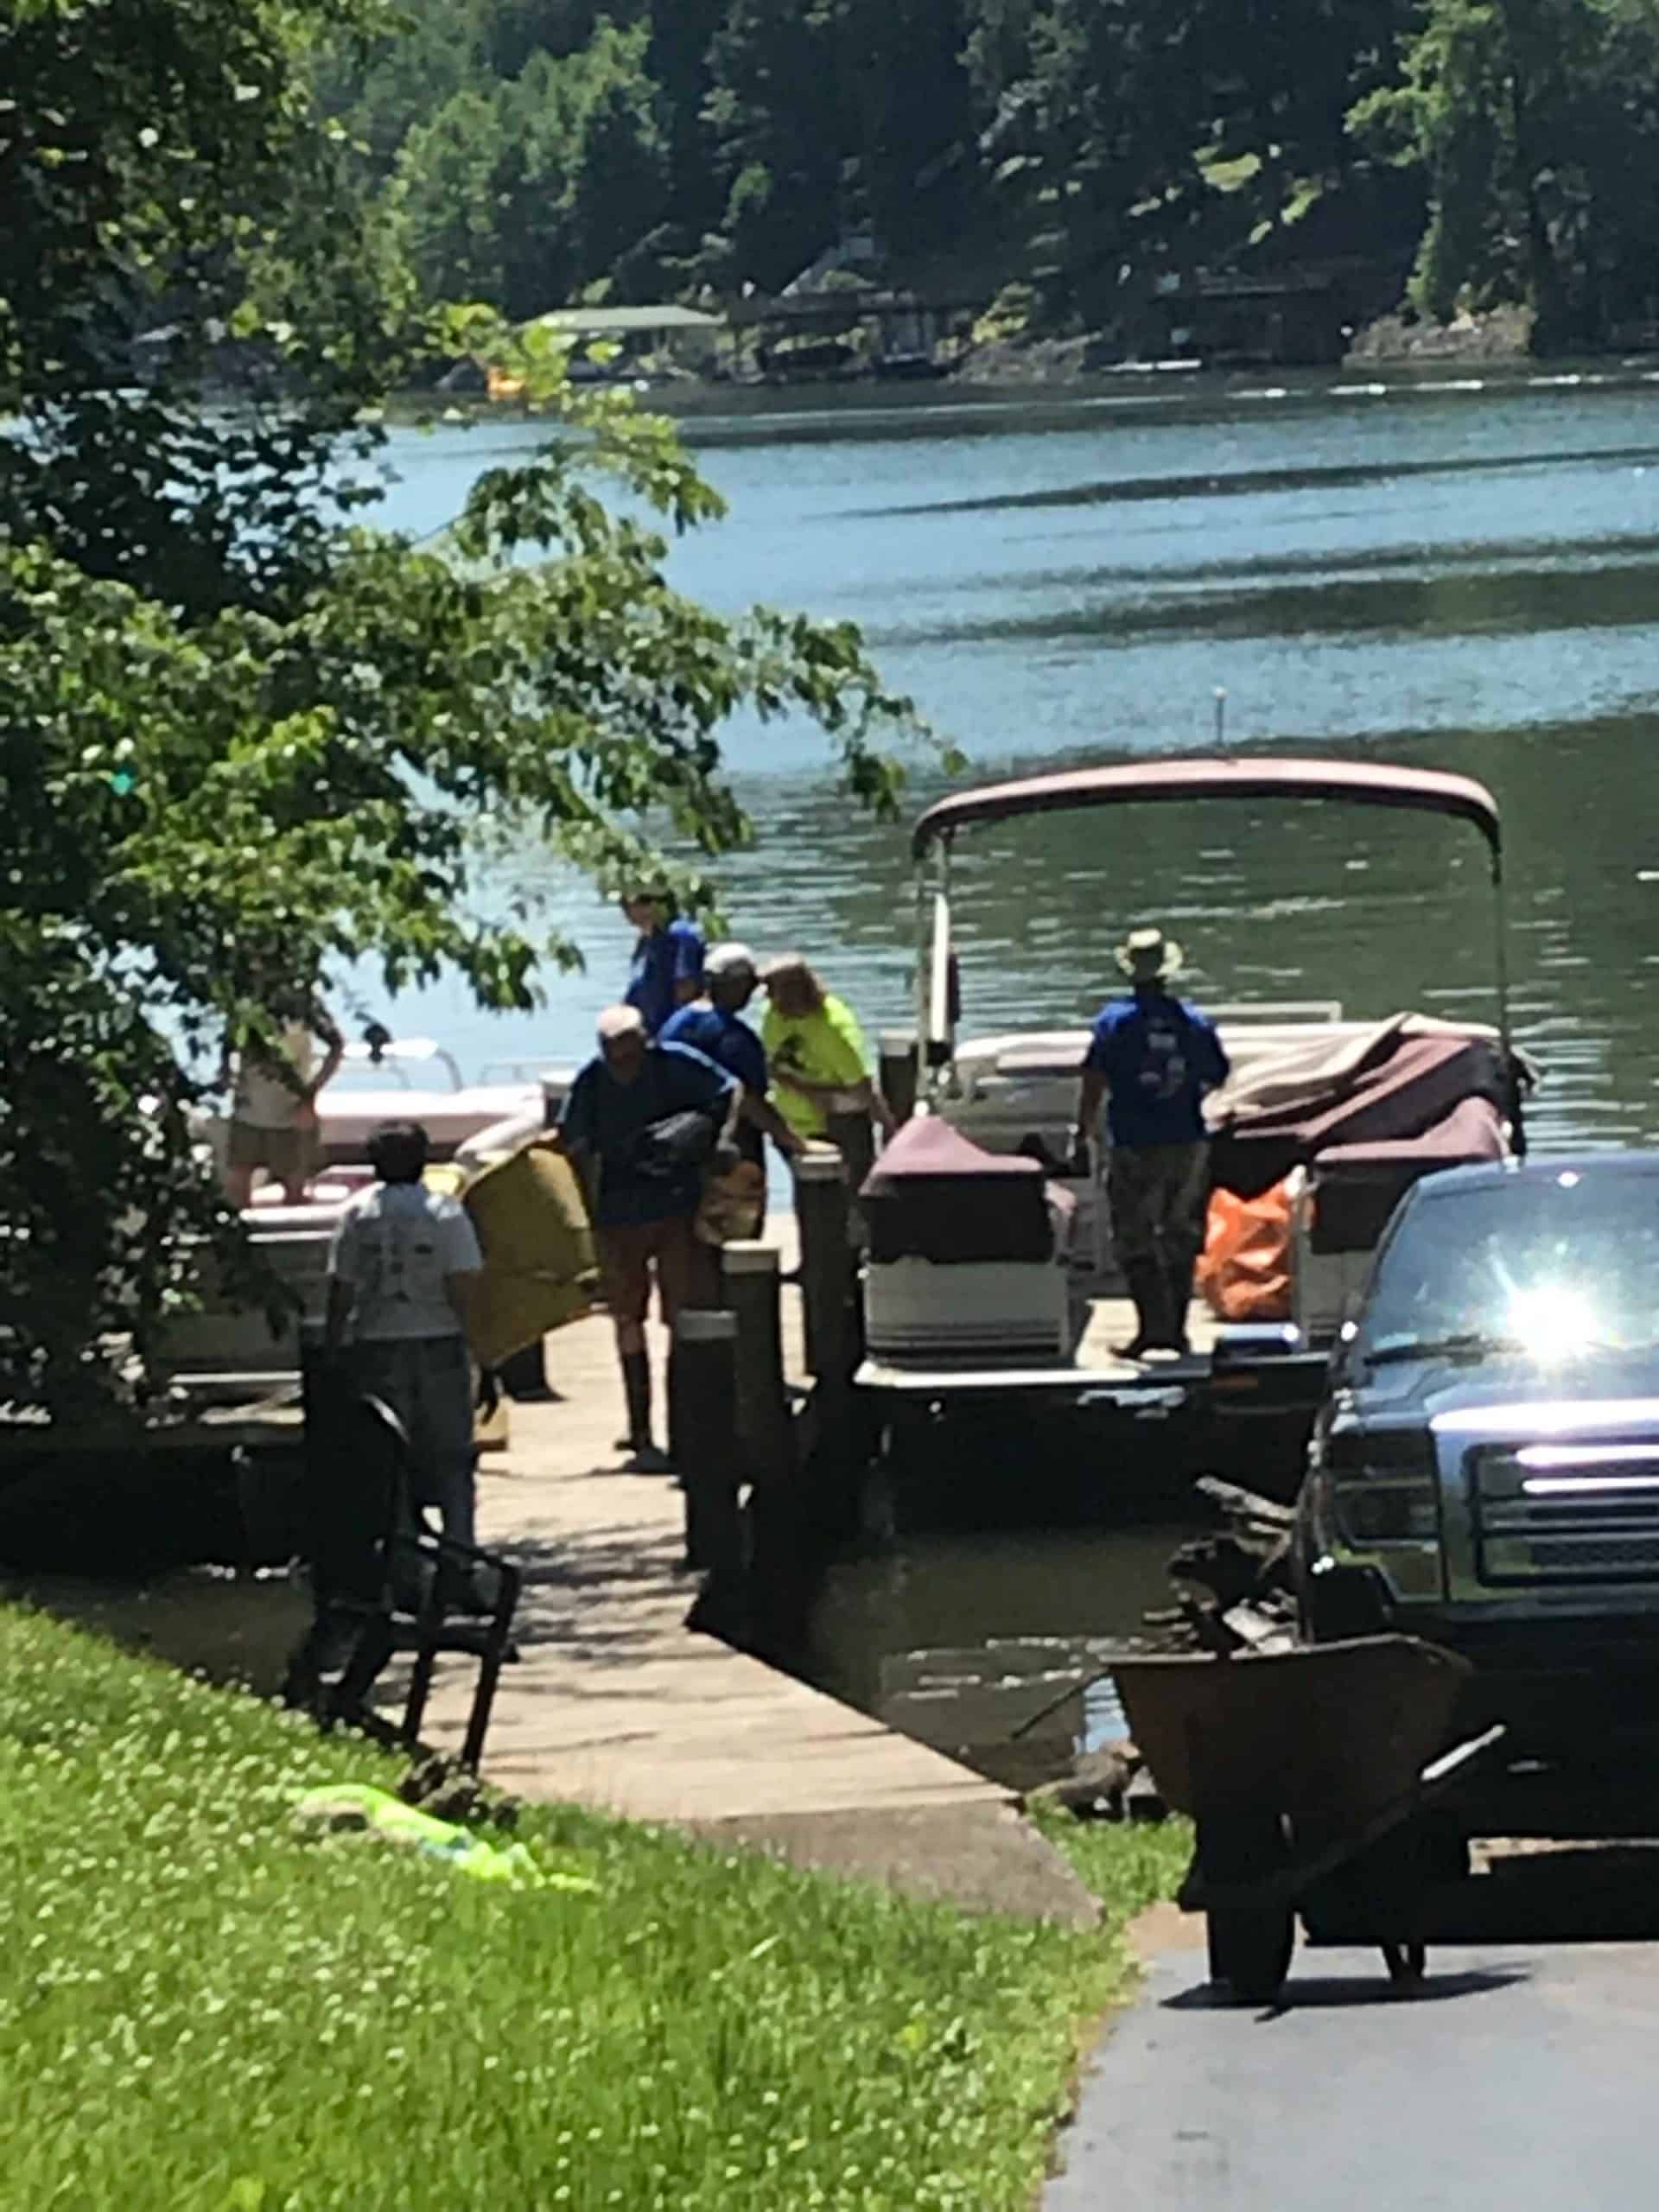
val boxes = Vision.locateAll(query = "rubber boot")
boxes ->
[499,1338,552,1402]
[620,1351,670,1473]
[1115,1262,1166,1361]
[1161,1255,1198,1355]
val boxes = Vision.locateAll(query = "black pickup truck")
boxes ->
[1291,1152,1659,1835]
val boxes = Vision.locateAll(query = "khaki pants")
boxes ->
[1108,1142,1211,1273]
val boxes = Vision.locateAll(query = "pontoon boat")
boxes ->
[861,756,1529,1440]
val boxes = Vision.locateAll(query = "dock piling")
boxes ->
[794,1150,858,1391]
[720,1241,794,1483]
[669,1308,742,1574]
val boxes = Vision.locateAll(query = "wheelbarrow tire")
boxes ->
[1208,1905,1295,2003]
[1198,1813,1294,2002]
[1382,1941,1427,1986]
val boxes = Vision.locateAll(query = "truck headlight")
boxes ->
[1332,1475,1440,1545]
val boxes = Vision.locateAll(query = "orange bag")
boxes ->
[1197,1179,1294,1322]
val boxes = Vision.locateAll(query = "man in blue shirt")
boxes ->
[658,943,806,1175]
[621,884,705,1035]
[556,1005,736,1469]
[1075,926,1230,1359]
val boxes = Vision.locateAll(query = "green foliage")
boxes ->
[389,21,671,316]
[972,279,1039,344]
[0,1605,1153,2209]
[1029,1800,1195,1921]
[305,0,1659,340]
[0,1,927,1417]
[961,0,1423,323]
[1351,0,1659,345]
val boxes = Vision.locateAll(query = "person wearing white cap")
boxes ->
[658,943,806,1177]
[1074,925,1230,1359]
[555,1004,738,1469]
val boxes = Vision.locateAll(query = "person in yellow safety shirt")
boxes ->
[760,954,896,1148]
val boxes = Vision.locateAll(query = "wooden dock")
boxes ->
[408,1228,1097,1923]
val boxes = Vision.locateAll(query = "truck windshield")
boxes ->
[1358,1170,1659,1365]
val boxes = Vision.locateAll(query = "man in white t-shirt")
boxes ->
[324,1121,484,1549]
[226,1002,345,1208]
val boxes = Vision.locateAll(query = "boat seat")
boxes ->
[861,1115,1072,1265]
[859,1117,1080,1366]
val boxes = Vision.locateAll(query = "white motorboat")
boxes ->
[164,1036,574,1399]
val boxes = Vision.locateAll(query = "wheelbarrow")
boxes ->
[1112,1635,1505,2002]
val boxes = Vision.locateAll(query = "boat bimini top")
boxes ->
[912,755,1503,867]
[907,753,1510,1085]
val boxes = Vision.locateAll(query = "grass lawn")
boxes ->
[0,1606,1181,2211]
[1032,1805,1192,1927]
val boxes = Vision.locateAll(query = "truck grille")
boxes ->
[1472,1446,1659,1584]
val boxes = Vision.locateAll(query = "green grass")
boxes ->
[1029,1802,1193,1923]
[0,1607,1179,2212]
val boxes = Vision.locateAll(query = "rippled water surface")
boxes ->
[372,365,1659,1772]
[375,363,1659,1157]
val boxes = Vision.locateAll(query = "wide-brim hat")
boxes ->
[1116,925,1183,982]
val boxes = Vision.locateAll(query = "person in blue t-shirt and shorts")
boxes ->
[658,942,807,1190]
[1074,926,1230,1360]
[620,883,706,1035]
[556,1006,737,1470]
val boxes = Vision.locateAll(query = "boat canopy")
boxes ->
[910,756,1503,874]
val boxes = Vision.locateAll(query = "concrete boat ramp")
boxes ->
[411,1287,1096,1926]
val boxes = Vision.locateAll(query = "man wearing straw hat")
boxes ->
[1074,925,1229,1359]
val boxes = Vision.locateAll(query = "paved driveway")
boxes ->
[1046,1939,1659,2209]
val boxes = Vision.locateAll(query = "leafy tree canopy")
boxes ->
[0,0,930,1419]
[1351,0,1659,345]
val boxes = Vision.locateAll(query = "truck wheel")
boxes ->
[1208,1905,1295,2003]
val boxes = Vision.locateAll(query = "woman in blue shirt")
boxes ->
[620,885,705,1035]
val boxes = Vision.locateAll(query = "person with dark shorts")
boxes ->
[555,1006,737,1471]
[1075,927,1230,1359]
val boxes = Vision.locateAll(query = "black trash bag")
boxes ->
[633,1109,720,1178]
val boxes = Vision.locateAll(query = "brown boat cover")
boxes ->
[861,1115,1072,1263]
[1307,1093,1506,1252]
[1210,1029,1510,1202]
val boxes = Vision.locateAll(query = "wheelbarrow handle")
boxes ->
[1180,1724,1508,1913]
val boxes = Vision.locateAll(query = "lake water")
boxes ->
[372,362,1659,1158]
[372,362,1659,1780]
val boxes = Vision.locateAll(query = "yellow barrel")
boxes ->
[460,1141,598,1366]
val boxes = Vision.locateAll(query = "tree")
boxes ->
[702,0,979,289]
[0,0,930,1421]
[391,25,669,316]
[964,0,1421,326]
[1351,0,1659,345]
[704,0,849,289]
[557,22,672,298]
[313,0,492,175]
[391,86,515,308]
[645,0,731,251]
